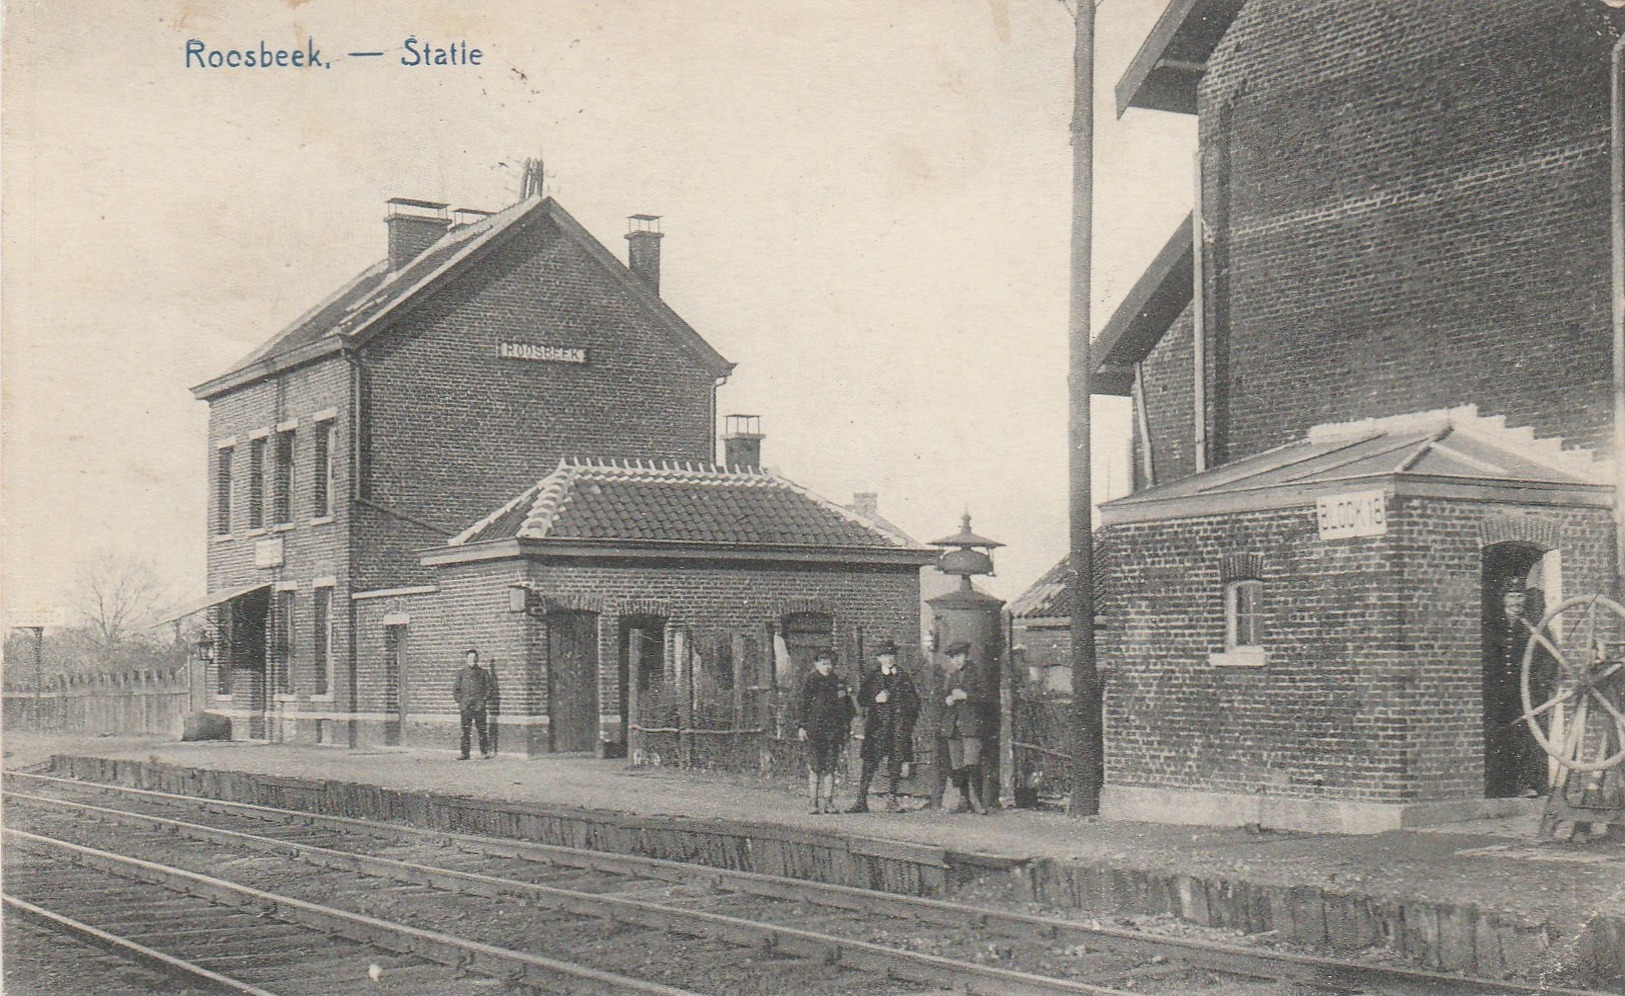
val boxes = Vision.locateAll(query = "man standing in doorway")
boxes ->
[453,648,492,760]
[848,639,919,813]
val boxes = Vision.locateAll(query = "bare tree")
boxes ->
[71,550,175,648]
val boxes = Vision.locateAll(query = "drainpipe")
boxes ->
[1612,33,1625,599]
[1192,148,1208,473]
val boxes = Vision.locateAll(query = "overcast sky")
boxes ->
[2,0,1194,617]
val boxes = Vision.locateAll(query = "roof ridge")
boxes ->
[516,459,580,540]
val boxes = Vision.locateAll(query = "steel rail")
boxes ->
[3,894,281,996]
[7,791,1136,996]
[4,827,704,996]
[8,771,1610,996]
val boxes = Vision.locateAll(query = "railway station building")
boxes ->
[186,189,930,755]
[1087,0,1624,831]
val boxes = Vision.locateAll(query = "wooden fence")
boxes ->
[3,667,191,737]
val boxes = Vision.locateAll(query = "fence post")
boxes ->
[675,628,693,768]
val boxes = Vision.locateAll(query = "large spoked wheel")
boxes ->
[1519,594,1625,773]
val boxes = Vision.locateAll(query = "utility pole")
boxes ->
[1068,0,1103,816]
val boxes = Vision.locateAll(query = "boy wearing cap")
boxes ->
[938,641,989,814]
[797,650,855,813]
[848,639,920,813]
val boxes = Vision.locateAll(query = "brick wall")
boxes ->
[1101,495,1611,804]
[352,561,533,751]
[1134,304,1197,486]
[1390,499,1612,801]
[359,211,719,551]
[350,553,921,756]
[1194,0,1624,465]
[205,357,353,736]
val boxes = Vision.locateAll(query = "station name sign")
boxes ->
[1316,489,1387,540]
[497,342,588,365]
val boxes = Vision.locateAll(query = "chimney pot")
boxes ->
[386,197,451,270]
[722,414,763,471]
[625,214,664,293]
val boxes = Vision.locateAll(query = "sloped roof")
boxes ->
[1093,214,1192,396]
[193,197,733,399]
[1009,543,1112,621]
[1102,406,1612,525]
[440,459,936,563]
[1116,0,1244,117]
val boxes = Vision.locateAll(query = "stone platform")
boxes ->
[5,734,1621,988]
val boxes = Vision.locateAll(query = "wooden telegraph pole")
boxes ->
[1067,0,1103,816]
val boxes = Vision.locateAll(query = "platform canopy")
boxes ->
[153,581,270,626]
[1116,0,1245,116]
[1101,406,1613,525]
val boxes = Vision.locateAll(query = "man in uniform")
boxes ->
[452,648,493,760]
[847,639,920,813]
[797,650,854,813]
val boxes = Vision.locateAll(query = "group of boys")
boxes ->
[796,638,990,815]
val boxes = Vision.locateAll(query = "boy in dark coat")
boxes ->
[847,639,920,812]
[797,650,854,813]
[939,641,989,813]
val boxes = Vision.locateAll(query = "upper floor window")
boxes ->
[312,421,334,519]
[215,446,234,535]
[248,437,267,529]
[273,430,295,525]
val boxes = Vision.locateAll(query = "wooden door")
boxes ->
[549,612,600,753]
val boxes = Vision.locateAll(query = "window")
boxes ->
[1225,579,1265,650]
[272,588,295,694]
[273,430,295,525]
[248,437,267,529]
[215,446,233,534]
[312,586,332,697]
[312,421,333,519]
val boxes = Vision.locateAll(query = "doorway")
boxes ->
[383,624,408,746]
[1481,542,1554,799]
[548,611,600,753]
[226,588,270,739]
[618,616,666,758]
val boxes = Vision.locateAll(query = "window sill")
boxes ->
[274,693,298,703]
[213,693,233,701]
[245,527,267,538]
[309,515,334,526]
[310,693,334,703]
[1209,647,1266,668]
[213,533,233,542]
[270,522,297,533]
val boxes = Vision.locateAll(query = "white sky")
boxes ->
[2,0,1194,615]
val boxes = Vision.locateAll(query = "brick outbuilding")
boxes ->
[1098,408,1612,832]
[357,459,931,757]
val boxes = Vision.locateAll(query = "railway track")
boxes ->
[3,770,1610,996]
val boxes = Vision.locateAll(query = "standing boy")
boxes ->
[797,650,854,813]
[848,639,920,813]
[939,641,989,814]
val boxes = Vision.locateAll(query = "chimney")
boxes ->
[386,198,451,270]
[625,214,664,293]
[852,492,879,520]
[451,206,494,230]
[722,414,763,471]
